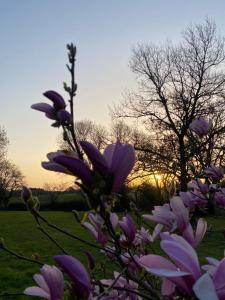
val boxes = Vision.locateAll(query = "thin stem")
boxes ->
[1,245,43,266]
[32,210,115,255]
[37,226,68,255]
[66,44,83,160]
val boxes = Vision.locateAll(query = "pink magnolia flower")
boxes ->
[32,90,72,126]
[82,213,108,245]
[188,179,209,195]
[43,141,135,193]
[189,117,212,136]
[143,196,189,232]
[194,257,225,299]
[139,234,202,296]
[24,264,64,300]
[204,165,224,181]
[180,191,207,209]
[134,224,163,246]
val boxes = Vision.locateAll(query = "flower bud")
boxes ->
[0,238,5,248]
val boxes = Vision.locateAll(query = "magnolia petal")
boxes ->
[194,218,207,247]
[161,240,201,279]
[161,278,176,296]
[33,274,50,293]
[54,255,91,299]
[110,142,135,192]
[41,265,64,300]
[170,196,189,231]
[41,162,69,174]
[82,222,98,240]
[43,91,66,109]
[110,213,118,230]
[57,109,72,124]
[54,156,92,186]
[213,257,225,291]
[31,103,54,114]
[80,141,109,173]
[24,286,50,299]
[193,273,218,300]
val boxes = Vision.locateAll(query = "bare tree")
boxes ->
[0,160,24,208]
[0,127,24,207]
[58,119,109,151]
[114,19,225,190]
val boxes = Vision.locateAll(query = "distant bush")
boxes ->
[130,182,163,211]
[6,191,89,211]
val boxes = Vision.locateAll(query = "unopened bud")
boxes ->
[0,238,5,248]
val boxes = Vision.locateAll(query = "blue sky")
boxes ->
[1,0,225,186]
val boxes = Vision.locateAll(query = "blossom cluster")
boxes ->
[17,90,225,300]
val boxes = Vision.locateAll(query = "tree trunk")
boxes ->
[179,138,188,191]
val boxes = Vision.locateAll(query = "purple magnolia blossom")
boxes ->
[118,214,136,242]
[134,224,163,246]
[180,191,208,209]
[42,151,93,186]
[44,140,135,193]
[194,257,225,299]
[24,264,64,300]
[54,255,92,299]
[101,272,139,300]
[204,165,224,181]
[188,179,209,195]
[31,90,72,126]
[214,189,225,208]
[139,234,202,296]
[189,117,212,136]
[82,213,108,245]
[143,196,189,232]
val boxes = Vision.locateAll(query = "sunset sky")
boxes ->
[1,0,225,187]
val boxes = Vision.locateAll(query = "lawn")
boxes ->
[0,211,224,298]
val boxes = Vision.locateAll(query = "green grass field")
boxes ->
[0,211,224,298]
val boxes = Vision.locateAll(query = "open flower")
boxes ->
[139,234,202,296]
[188,179,209,195]
[189,117,212,136]
[43,140,135,193]
[82,213,108,245]
[54,255,92,299]
[194,257,225,299]
[180,190,208,209]
[31,90,72,126]
[143,196,189,233]
[24,264,64,300]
